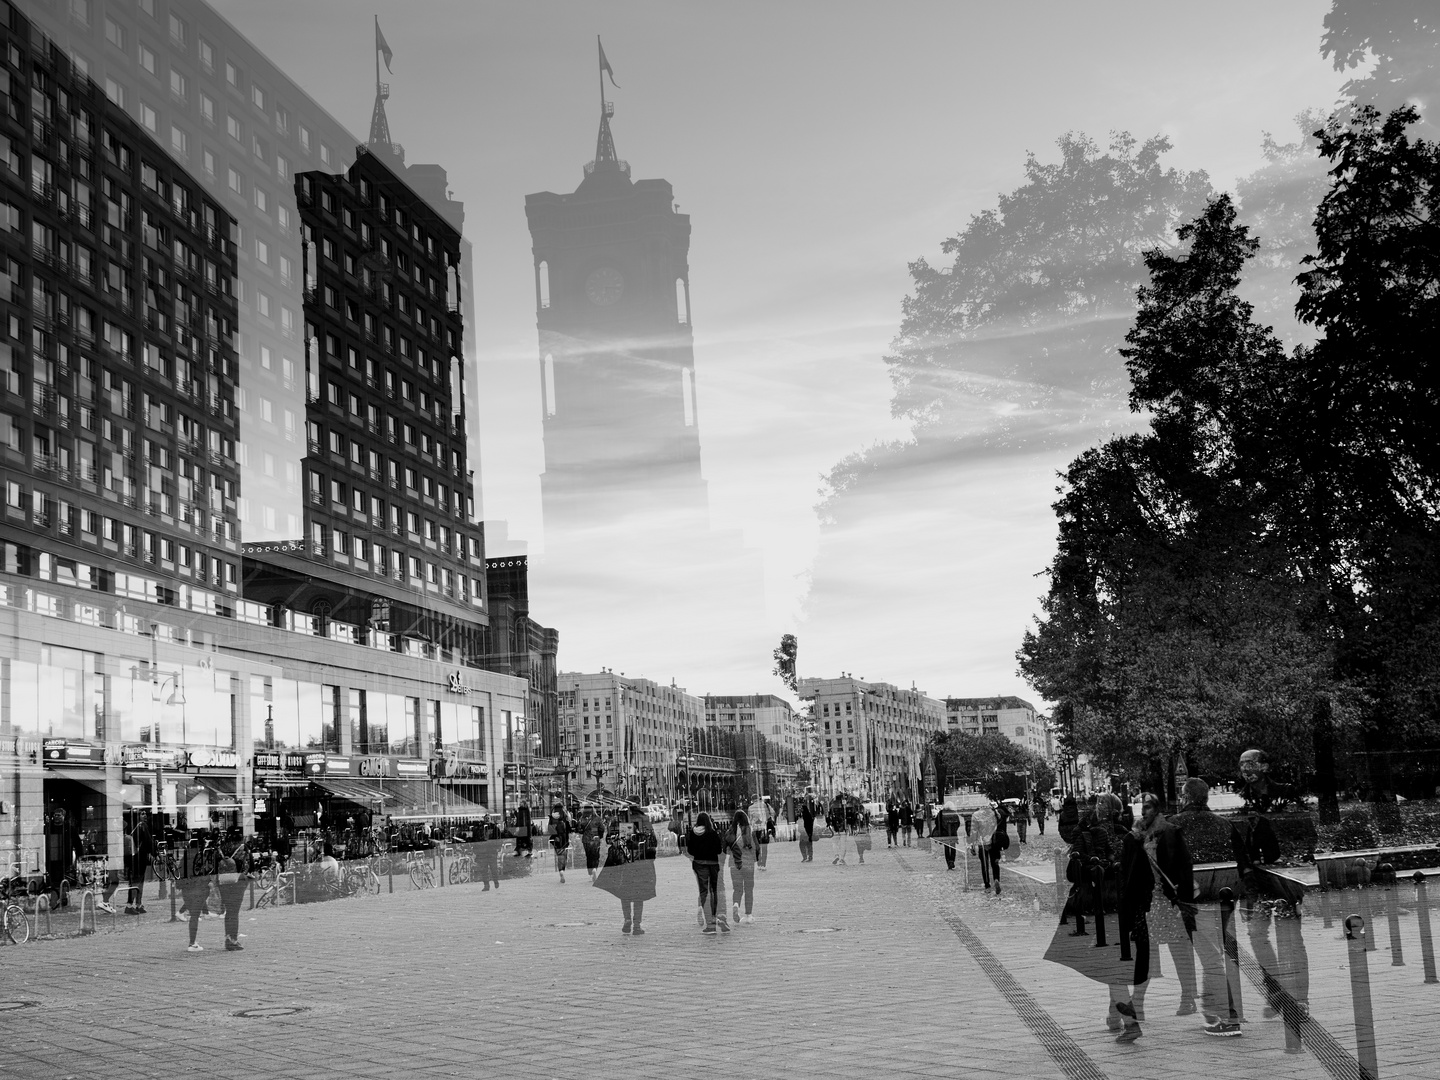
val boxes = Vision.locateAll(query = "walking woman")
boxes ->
[216,827,250,952]
[548,804,572,884]
[593,801,658,935]
[582,809,604,880]
[727,810,762,925]
[177,838,214,953]
[799,795,816,863]
[685,811,728,934]
[828,800,852,866]
[124,812,154,914]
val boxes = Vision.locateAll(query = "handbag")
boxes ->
[216,853,239,886]
[854,832,872,853]
[818,825,835,839]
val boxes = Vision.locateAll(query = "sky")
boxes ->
[213,0,1349,706]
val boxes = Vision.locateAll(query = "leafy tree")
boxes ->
[771,633,798,693]
[931,731,1053,800]
[1322,1,1440,136]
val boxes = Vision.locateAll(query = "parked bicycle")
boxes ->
[443,842,473,885]
[1,865,29,945]
[407,851,436,890]
[251,857,295,910]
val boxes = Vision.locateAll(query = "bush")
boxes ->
[1330,809,1380,852]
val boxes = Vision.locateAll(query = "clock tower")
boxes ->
[525,84,706,539]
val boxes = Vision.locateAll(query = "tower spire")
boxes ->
[592,37,622,173]
[369,17,402,162]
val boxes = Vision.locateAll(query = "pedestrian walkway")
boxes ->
[3,840,1436,1079]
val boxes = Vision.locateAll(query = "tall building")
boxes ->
[557,668,702,802]
[524,47,765,685]
[797,675,945,800]
[944,696,1048,757]
[703,694,800,756]
[1,3,529,889]
[526,95,703,533]
[478,554,558,758]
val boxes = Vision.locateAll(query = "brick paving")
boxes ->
[2,840,1438,1079]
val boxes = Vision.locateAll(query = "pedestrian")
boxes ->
[684,810,728,934]
[970,803,1007,894]
[582,809,604,879]
[1014,799,1030,844]
[800,795,816,863]
[1033,795,1048,837]
[932,800,963,870]
[594,800,658,935]
[124,812,154,914]
[828,800,851,866]
[476,817,502,891]
[758,813,775,869]
[514,804,533,858]
[216,827,250,952]
[548,803,572,884]
[898,800,913,847]
[727,810,761,925]
[177,839,214,953]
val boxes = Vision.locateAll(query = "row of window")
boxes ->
[304,521,475,597]
[308,432,464,516]
[302,176,454,271]
[1,503,236,584]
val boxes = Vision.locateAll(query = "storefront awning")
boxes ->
[193,775,240,808]
[433,787,488,816]
[314,778,391,807]
[44,767,110,790]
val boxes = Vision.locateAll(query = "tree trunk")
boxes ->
[1312,698,1340,823]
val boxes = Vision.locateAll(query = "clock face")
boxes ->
[584,265,625,307]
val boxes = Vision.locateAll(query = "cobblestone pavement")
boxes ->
[1,842,1436,1080]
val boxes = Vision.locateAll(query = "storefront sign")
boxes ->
[121,745,181,770]
[252,751,307,775]
[304,753,329,776]
[42,740,105,765]
[183,747,238,771]
[240,540,305,556]
[447,671,473,695]
[354,756,397,778]
[395,758,429,778]
[429,758,488,779]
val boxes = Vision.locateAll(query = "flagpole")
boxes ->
[597,35,604,116]
[375,16,381,101]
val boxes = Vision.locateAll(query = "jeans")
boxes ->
[886,827,899,846]
[694,862,721,927]
[732,864,755,914]
[943,842,956,869]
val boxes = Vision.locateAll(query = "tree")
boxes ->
[1322,1,1440,136]
[771,634,798,694]
[930,731,1052,800]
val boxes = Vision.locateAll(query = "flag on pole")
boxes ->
[598,37,620,88]
[376,18,394,73]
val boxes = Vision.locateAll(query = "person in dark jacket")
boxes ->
[799,796,816,862]
[217,828,250,952]
[685,811,728,934]
[885,800,900,848]
[124,813,154,914]
[1013,799,1031,844]
[177,841,214,953]
[898,800,914,847]
[513,804,533,857]
[932,801,963,869]
[594,802,657,935]
[726,810,762,924]
[581,809,604,879]
[1109,792,1196,1042]
[1033,795,1048,836]
[548,804,572,884]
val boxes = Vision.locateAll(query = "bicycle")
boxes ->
[2,865,30,945]
[407,851,436,890]
[344,858,380,897]
[443,842,473,886]
[150,846,181,884]
[251,858,295,910]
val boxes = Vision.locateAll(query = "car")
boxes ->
[644,804,668,823]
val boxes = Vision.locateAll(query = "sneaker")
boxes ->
[621,922,632,935]
[186,944,203,952]
[718,920,731,934]
[1176,1000,1197,1017]
[123,905,137,915]
[1115,1024,1142,1044]
[96,901,117,914]
[702,925,717,935]
[559,872,565,883]
[1204,1021,1243,1038]
[696,907,706,928]
[733,902,741,924]
[744,914,754,925]
[136,906,147,914]
[225,939,243,952]
[631,927,645,936]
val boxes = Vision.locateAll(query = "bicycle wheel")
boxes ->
[374,855,392,878]
[448,860,465,886]
[364,868,381,895]
[4,904,29,945]
[408,860,423,889]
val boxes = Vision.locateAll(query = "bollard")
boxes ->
[169,878,179,923]
[1377,863,1403,967]
[1321,869,1335,929]
[78,889,96,935]
[1345,915,1380,1080]
[1415,872,1438,985]
[1054,849,1067,918]
[1091,858,1108,948]
[36,893,50,937]
[388,853,394,894]
[438,846,445,888]
[1219,887,1245,1024]
[1359,869,1378,952]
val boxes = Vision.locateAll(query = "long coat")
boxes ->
[593,822,657,903]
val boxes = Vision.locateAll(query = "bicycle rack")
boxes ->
[34,893,50,937]
[77,889,96,935]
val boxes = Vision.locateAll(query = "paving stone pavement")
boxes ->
[2,842,1437,1080]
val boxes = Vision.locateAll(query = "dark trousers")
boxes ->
[1036,817,1046,835]
[584,840,601,871]
[886,827,898,846]
[219,880,246,942]
[126,864,147,908]
[693,861,721,927]
[553,844,569,872]
[1017,820,1028,843]
[979,846,1001,888]
[943,842,956,869]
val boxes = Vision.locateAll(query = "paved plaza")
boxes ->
[2,840,1437,1080]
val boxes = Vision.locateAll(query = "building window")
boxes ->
[104,17,125,51]
[138,44,157,76]
[251,85,265,111]
[226,61,241,88]
[169,13,187,45]
[227,115,241,142]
